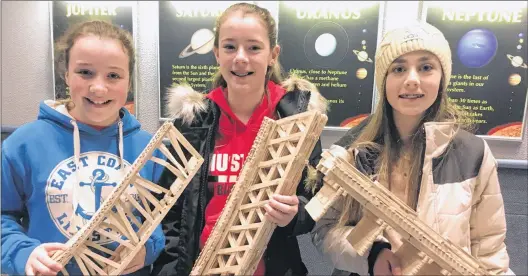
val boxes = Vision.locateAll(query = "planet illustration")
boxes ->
[457,29,498,68]
[179,29,215,58]
[340,114,369,128]
[507,54,528,68]
[488,122,522,138]
[353,50,373,63]
[303,21,349,68]
[315,33,337,57]
[356,68,367,79]
[508,73,522,86]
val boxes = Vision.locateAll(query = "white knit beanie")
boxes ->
[375,21,452,96]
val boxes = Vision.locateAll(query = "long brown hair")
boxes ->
[211,2,283,88]
[336,68,472,228]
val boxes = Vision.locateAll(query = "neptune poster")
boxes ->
[425,1,528,139]
[158,1,244,120]
[51,1,136,115]
[278,1,381,128]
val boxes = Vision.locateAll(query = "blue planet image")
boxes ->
[457,29,498,68]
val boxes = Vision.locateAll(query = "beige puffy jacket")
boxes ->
[311,122,514,275]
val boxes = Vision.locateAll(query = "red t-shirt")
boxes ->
[199,81,286,276]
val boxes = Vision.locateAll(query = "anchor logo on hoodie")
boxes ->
[45,151,139,244]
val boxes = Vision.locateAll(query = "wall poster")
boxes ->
[278,1,383,128]
[425,1,528,140]
[158,1,246,120]
[51,1,137,115]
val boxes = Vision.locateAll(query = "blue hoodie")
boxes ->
[1,101,165,275]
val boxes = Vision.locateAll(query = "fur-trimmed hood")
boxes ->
[165,75,328,125]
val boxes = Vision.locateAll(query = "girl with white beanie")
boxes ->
[310,21,513,276]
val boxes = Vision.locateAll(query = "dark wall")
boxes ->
[498,168,528,276]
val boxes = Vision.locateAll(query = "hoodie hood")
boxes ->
[164,75,328,125]
[1,101,166,275]
[39,100,141,233]
[205,80,285,135]
[40,100,141,136]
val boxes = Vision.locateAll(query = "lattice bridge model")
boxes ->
[51,121,203,275]
[192,110,327,276]
[306,147,491,276]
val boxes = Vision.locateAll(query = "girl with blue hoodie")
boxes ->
[1,20,164,276]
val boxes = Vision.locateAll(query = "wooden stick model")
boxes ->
[306,148,491,276]
[51,121,204,275]
[191,110,327,276]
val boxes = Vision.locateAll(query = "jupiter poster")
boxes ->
[51,1,136,114]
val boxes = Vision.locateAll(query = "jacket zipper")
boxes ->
[415,125,426,211]
[196,104,219,256]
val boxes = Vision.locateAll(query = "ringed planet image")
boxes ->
[353,50,373,63]
[508,73,522,86]
[179,28,215,58]
[506,54,528,69]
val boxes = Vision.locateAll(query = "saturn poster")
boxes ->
[158,1,241,120]
[278,1,381,128]
[51,1,136,115]
[425,1,528,139]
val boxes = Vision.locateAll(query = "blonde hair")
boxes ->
[54,20,135,108]
[211,2,283,88]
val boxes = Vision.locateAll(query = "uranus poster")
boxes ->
[277,1,381,128]
[425,1,528,139]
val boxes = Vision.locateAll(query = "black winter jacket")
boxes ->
[152,80,327,276]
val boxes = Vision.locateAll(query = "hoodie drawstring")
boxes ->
[118,120,125,174]
[70,120,82,232]
[68,119,125,234]
[70,120,82,184]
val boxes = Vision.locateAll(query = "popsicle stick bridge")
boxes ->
[192,110,327,276]
[51,121,203,275]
